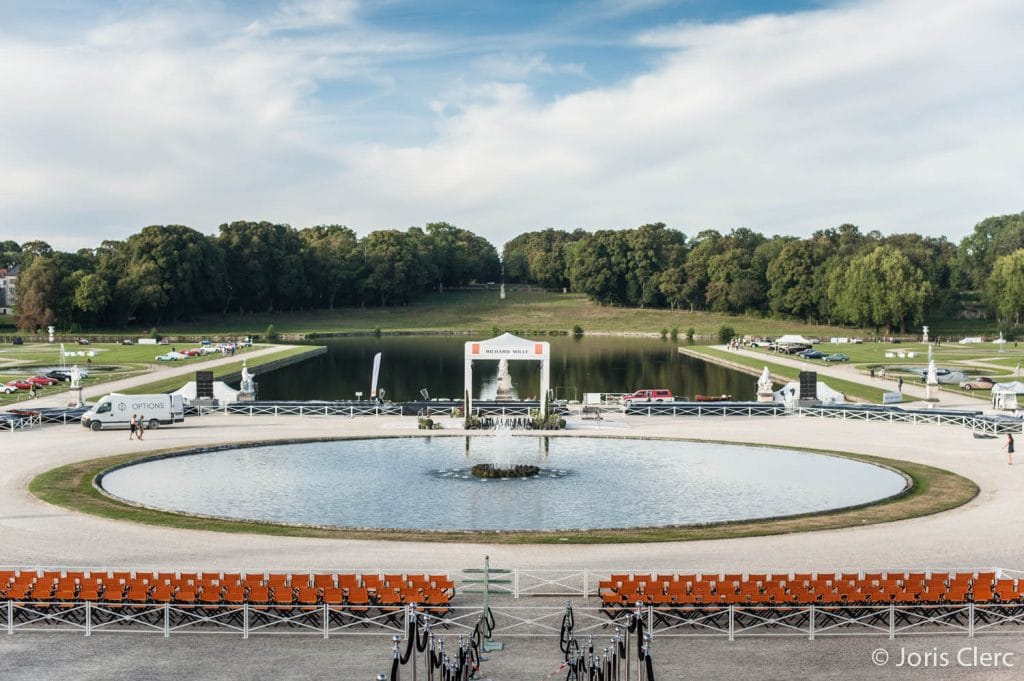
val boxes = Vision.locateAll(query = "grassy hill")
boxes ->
[160,289,869,338]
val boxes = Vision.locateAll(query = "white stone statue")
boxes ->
[240,361,255,394]
[70,365,81,389]
[756,366,774,403]
[495,358,514,399]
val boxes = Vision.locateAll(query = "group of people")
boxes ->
[128,414,146,441]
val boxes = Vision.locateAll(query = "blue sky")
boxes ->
[1,0,1022,250]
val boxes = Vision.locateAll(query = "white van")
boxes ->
[81,393,185,431]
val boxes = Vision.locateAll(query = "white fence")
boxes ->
[4,600,1023,640]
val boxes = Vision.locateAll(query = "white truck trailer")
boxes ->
[81,393,185,431]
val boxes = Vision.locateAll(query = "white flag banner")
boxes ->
[370,352,382,398]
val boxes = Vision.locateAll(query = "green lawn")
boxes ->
[694,346,894,403]
[120,346,318,395]
[0,341,270,405]
[150,290,865,338]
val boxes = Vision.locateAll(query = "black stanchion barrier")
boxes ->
[385,605,493,681]
[559,603,655,681]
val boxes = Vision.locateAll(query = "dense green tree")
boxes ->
[830,246,932,332]
[0,241,21,269]
[699,229,767,313]
[14,256,59,330]
[956,212,1024,290]
[300,225,363,309]
[119,225,227,323]
[219,221,304,313]
[566,230,631,305]
[766,239,822,320]
[360,229,431,306]
[680,230,724,310]
[985,250,1024,325]
[501,229,581,289]
[883,233,957,317]
[425,222,500,289]
[625,223,687,307]
[71,272,111,326]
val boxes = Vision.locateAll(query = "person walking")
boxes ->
[1004,433,1014,465]
[129,414,137,440]
[898,376,904,392]
[137,415,145,441]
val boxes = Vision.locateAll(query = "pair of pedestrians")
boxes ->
[129,414,146,441]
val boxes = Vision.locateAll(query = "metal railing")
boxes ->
[3,600,1021,640]
[621,400,1023,434]
[0,412,41,431]
[624,402,786,417]
[197,402,404,417]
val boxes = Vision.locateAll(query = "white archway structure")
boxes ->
[465,333,550,417]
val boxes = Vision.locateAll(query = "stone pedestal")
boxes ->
[756,390,774,403]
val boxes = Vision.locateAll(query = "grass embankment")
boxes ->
[119,346,317,395]
[29,439,977,544]
[0,342,273,405]
[691,346,893,404]
[156,290,862,337]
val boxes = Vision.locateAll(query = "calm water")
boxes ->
[254,336,755,402]
[101,437,907,531]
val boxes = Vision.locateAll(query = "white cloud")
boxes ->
[246,0,360,35]
[332,0,1024,241]
[0,0,1022,250]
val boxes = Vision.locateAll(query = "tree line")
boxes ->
[503,212,1024,332]
[6,222,499,330]
[4,211,1023,333]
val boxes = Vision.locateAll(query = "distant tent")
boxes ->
[993,381,1024,393]
[992,381,1024,410]
[775,334,813,346]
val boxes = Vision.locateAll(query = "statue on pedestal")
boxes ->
[238,360,256,400]
[756,366,774,403]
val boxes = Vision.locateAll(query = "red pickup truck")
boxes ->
[622,389,674,403]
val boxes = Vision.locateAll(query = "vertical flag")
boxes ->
[370,352,382,398]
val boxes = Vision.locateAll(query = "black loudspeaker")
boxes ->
[196,371,214,399]
[799,371,817,399]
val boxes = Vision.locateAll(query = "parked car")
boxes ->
[797,349,826,359]
[622,389,674,403]
[748,339,773,348]
[121,338,134,345]
[959,377,995,390]
[1,383,17,394]
[155,351,188,361]
[823,353,849,362]
[77,338,91,345]
[11,337,23,345]
[28,376,58,387]
[46,370,72,382]
[6,379,33,390]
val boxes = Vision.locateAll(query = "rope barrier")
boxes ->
[558,605,655,681]
[384,604,489,680]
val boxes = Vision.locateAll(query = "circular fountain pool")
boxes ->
[99,437,908,531]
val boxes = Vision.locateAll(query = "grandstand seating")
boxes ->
[0,570,455,618]
[598,571,1022,615]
